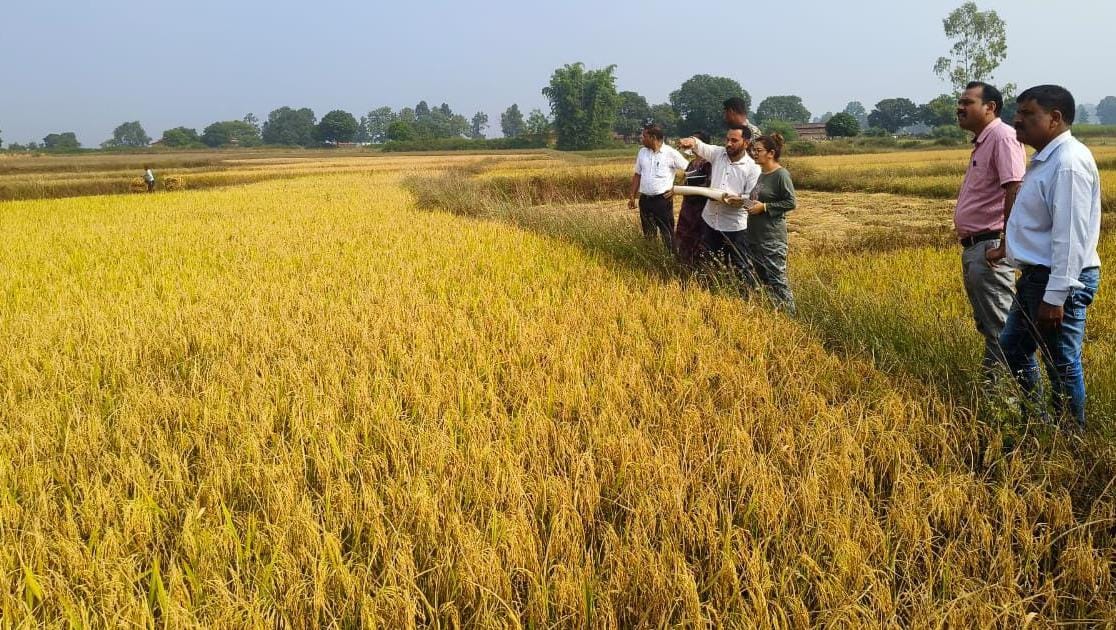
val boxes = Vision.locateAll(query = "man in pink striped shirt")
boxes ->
[953,81,1026,375]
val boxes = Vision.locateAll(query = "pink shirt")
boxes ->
[954,118,1026,239]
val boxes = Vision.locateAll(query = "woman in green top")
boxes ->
[746,133,797,312]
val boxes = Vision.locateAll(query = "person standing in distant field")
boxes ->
[675,130,713,267]
[745,133,797,312]
[953,81,1026,376]
[677,125,761,284]
[144,166,156,193]
[991,85,1102,430]
[722,97,762,143]
[628,124,690,250]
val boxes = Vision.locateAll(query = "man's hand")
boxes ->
[628,198,636,210]
[1038,301,1063,333]
[677,137,697,150]
[722,194,746,208]
[747,201,765,215]
[985,244,1006,265]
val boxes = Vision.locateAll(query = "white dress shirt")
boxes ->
[690,138,760,232]
[633,145,689,195]
[1006,130,1102,305]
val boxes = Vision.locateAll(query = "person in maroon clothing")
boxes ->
[675,131,712,267]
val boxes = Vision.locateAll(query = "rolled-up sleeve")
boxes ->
[1044,167,1095,305]
[691,139,717,162]
[994,136,1026,185]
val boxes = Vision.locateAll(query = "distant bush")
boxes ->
[862,126,889,137]
[825,112,860,138]
[760,120,798,141]
[786,141,817,156]
[1073,124,1116,138]
[929,125,968,146]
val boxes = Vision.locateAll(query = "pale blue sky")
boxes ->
[1,0,1113,145]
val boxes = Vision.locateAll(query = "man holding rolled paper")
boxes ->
[677,125,761,285]
[628,123,690,250]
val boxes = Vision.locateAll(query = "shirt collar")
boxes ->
[727,152,753,166]
[1031,129,1073,163]
[973,118,1004,145]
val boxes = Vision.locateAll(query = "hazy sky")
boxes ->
[2,0,1114,145]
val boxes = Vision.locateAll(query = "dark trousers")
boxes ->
[639,194,675,250]
[701,222,756,287]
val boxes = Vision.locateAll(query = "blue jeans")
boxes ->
[999,266,1100,428]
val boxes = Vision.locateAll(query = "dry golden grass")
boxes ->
[0,151,549,201]
[790,146,1116,210]
[2,155,1115,627]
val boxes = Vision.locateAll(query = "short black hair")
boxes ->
[726,124,752,141]
[690,130,710,144]
[1017,84,1076,124]
[722,97,748,115]
[642,123,664,141]
[965,81,1003,115]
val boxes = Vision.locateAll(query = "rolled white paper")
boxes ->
[672,186,732,202]
[671,186,755,208]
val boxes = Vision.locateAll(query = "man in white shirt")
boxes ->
[628,124,689,250]
[143,166,155,193]
[991,85,1102,429]
[677,125,761,284]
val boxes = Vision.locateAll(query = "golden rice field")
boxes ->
[0,149,552,201]
[1,151,1115,627]
[475,143,1116,212]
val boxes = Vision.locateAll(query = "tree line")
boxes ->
[5,87,1116,154]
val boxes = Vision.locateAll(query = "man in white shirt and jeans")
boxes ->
[628,124,689,250]
[677,125,761,285]
[991,85,1102,430]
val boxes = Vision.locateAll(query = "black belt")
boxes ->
[959,231,1000,247]
[640,192,670,199]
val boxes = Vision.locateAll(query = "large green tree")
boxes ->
[362,107,396,143]
[844,101,869,127]
[43,132,80,150]
[525,109,550,136]
[160,127,202,147]
[1075,105,1091,125]
[670,75,749,135]
[919,94,957,127]
[649,103,680,137]
[825,112,860,137]
[470,112,488,139]
[318,110,360,143]
[102,121,151,148]
[613,90,651,141]
[933,2,1008,93]
[541,62,621,150]
[753,95,811,125]
[500,104,525,138]
[412,103,469,139]
[201,120,262,147]
[386,120,415,142]
[262,107,317,146]
[1098,96,1116,125]
[868,98,919,133]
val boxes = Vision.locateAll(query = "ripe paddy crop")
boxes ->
[1,153,1114,627]
[789,145,1116,211]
